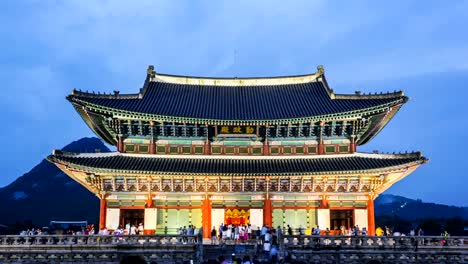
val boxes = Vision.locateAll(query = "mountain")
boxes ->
[0,137,110,228]
[375,194,468,220]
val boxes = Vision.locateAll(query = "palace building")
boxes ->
[48,65,427,237]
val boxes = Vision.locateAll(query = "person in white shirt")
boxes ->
[125,223,130,235]
[138,223,144,235]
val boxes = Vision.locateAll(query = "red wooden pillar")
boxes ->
[146,194,154,208]
[117,136,124,153]
[150,138,156,154]
[263,125,269,155]
[204,138,211,155]
[349,136,356,153]
[318,122,325,154]
[263,195,272,227]
[263,138,269,155]
[318,139,324,155]
[320,195,328,209]
[367,198,375,236]
[99,198,107,230]
[202,196,212,239]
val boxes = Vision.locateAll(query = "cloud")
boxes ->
[1,0,468,206]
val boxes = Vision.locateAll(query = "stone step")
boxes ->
[203,243,272,262]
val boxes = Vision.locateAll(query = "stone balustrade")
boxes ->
[280,235,468,264]
[0,235,467,263]
[0,234,202,264]
[0,234,201,246]
[281,235,467,249]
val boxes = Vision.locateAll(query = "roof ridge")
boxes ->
[69,89,140,99]
[51,149,117,158]
[333,90,406,100]
[355,151,425,160]
[148,65,324,87]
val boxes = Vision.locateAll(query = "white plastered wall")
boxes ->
[354,209,368,230]
[211,209,225,229]
[106,208,120,230]
[249,209,263,230]
[144,208,157,230]
[317,209,330,230]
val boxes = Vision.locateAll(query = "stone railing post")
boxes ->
[198,232,204,264]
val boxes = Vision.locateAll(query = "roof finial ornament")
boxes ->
[147,65,156,79]
[317,65,325,76]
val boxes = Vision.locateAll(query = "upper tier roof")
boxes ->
[68,66,407,122]
[48,151,427,176]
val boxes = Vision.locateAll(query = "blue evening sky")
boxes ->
[1,1,467,206]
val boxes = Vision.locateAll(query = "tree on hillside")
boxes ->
[418,219,443,236]
[444,217,464,235]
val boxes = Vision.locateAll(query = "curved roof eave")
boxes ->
[47,151,428,177]
[69,95,405,125]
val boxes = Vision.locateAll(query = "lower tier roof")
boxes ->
[48,151,427,176]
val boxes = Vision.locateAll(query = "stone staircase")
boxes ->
[203,242,265,262]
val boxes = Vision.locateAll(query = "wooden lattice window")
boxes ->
[156,145,166,154]
[308,146,317,154]
[338,145,349,153]
[138,145,149,153]
[194,146,204,154]
[125,144,136,152]
[270,147,280,155]
[182,146,191,154]
[252,147,262,155]
[325,145,336,153]
[296,146,304,154]
[169,146,179,154]
[225,147,235,154]
[212,146,222,154]
[239,147,249,155]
